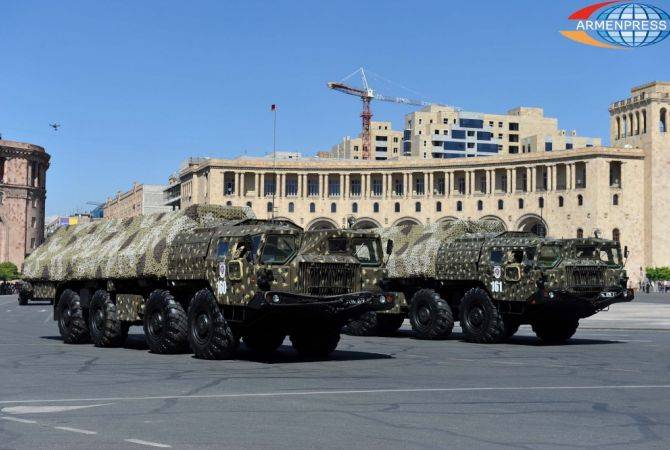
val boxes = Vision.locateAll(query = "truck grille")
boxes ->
[299,263,358,296]
[567,266,605,292]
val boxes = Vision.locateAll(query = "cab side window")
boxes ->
[260,234,297,264]
[490,250,503,264]
[216,239,230,259]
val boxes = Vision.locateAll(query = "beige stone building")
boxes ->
[326,121,404,160]
[103,182,171,220]
[0,140,50,268]
[157,81,670,284]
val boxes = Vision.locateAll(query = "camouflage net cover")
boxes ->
[379,220,506,279]
[23,205,255,282]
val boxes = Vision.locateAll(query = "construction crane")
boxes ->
[328,68,431,160]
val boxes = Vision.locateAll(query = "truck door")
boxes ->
[257,233,298,291]
[214,235,258,305]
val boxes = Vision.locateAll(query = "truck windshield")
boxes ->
[537,245,561,268]
[575,245,622,266]
[328,238,348,253]
[260,234,298,264]
[352,238,381,266]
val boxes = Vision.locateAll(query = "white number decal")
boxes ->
[490,280,503,293]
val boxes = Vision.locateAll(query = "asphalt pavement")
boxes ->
[1,293,669,449]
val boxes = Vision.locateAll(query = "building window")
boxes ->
[436,201,442,212]
[456,201,463,212]
[518,198,524,209]
[328,178,341,196]
[266,201,273,213]
[246,201,252,207]
[394,202,400,213]
[31,217,37,228]
[660,108,667,133]
[577,228,584,238]
[372,178,382,196]
[288,202,295,213]
[331,202,337,213]
[509,122,519,131]
[509,146,519,154]
[613,228,620,242]
[475,200,482,211]
[558,196,564,207]
[308,178,319,196]
[0,157,5,183]
[373,202,380,213]
[538,197,544,208]
[415,176,425,195]
[226,201,232,206]
[286,178,298,196]
[577,194,583,206]
[394,178,403,196]
[309,202,315,213]
[566,143,573,150]
[30,238,36,249]
[609,161,622,187]
[642,109,647,133]
[415,202,421,212]
[497,199,504,210]
[352,202,358,213]
[612,194,619,206]
[350,179,361,196]
[545,142,553,151]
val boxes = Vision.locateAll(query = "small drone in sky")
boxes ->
[49,123,60,131]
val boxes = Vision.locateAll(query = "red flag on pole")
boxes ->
[271,104,276,111]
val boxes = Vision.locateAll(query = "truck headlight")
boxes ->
[548,291,555,299]
[271,294,280,304]
[378,295,387,304]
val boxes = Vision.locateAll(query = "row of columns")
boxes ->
[221,163,587,199]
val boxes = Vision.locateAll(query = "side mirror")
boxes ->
[386,239,394,255]
[624,245,629,259]
[504,265,522,282]
[227,260,244,281]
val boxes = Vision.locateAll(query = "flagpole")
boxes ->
[271,104,277,221]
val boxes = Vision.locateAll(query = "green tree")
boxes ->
[645,267,670,281]
[0,262,20,281]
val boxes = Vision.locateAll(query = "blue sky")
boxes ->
[2,0,669,216]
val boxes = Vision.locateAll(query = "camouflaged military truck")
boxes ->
[348,221,633,344]
[21,205,394,359]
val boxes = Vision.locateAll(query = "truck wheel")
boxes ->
[409,289,454,340]
[57,289,90,344]
[243,331,286,355]
[459,288,505,343]
[290,322,340,358]
[532,318,579,344]
[18,293,29,305]
[188,289,238,359]
[144,290,188,354]
[377,313,406,336]
[89,290,129,347]
[344,312,379,336]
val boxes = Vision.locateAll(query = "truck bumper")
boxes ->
[247,291,396,320]
[531,287,634,319]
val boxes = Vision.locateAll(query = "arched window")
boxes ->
[373,202,379,213]
[288,202,294,213]
[497,199,504,210]
[629,112,634,136]
[394,202,400,213]
[642,109,647,133]
[538,197,544,208]
[612,194,619,206]
[477,200,483,211]
[415,202,422,213]
[309,202,315,213]
[518,198,524,209]
[622,115,627,137]
[558,196,564,207]
[330,202,337,213]
[635,111,640,135]
[577,194,583,206]
[266,201,273,213]
[577,228,584,238]
[612,228,620,242]
[456,201,463,212]
[436,201,442,212]
[616,116,621,139]
[352,202,358,213]
[226,201,232,206]
[661,108,667,133]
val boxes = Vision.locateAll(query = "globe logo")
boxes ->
[596,3,670,47]
[561,1,670,49]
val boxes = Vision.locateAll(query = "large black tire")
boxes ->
[143,289,188,354]
[290,322,340,358]
[344,312,379,336]
[89,290,129,347]
[18,293,28,305]
[377,313,406,336]
[188,289,238,360]
[243,330,286,355]
[409,289,454,340]
[459,288,506,343]
[57,289,90,344]
[532,318,579,344]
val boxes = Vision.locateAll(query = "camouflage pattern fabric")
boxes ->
[22,205,255,282]
[378,220,507,279]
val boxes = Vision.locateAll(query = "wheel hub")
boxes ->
[149,312,164,335]
[61,307,72,327]
[417,306,431,325]
[470,307,484,327]
[195,314,210,338]
[94,309,105,329]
